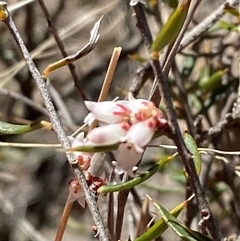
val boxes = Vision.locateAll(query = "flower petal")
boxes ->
[68,178,85,207]
[121,118,156,153]
[87,123,129,145]
[113,143,142,177]
[71,132,85,148]
[84,101,129,124]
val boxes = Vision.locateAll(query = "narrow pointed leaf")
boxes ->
[134,195,194,241]
[187,65,210,93]
[0,120,52,134]
[98,154,175,193]
[183,131,201,175]
[199,68,228,91]
[70,143,119,153]
[151,199,213,241]
[151,0,190,52]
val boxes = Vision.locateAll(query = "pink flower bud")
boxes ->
[78,155,91,171]
[68,178,85,208]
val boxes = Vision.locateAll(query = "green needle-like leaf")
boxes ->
[0,120,52,134]
[183,131,202,175]
[199,69,228,92]
[151,0,190,52]
[134,195,194,241]
[150,197,213,241]
[70,143,119,153]
[98,154,175,194]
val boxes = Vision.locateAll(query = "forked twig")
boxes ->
[1,1,118,85]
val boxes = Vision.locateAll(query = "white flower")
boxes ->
[126,93,164,124]
[68,132,85,148]
[79,93,168,177]
[126,93,150,117]
[121,118,156,153]
[87,123,129,145]
[84,101,129,125]
[68,178,85,208]
[113,143,142,177]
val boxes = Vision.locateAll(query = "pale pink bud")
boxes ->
[68,178,85,208]
[121,118,156,153]
[84,101,129,125]
[78,155,91,171]
[113,143,142,177]
[87,123,130,145]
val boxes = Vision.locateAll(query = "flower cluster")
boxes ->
[84,93,168,176]
[68,174,106,208]
[67,93,168,206]
[67,133,106,207]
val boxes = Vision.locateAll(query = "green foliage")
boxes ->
[151,0,190,52]
[183,131,202,175]
[151,197,214,241]
[0,120,51,134]
[134,195,194,241]
[98,154,175,193]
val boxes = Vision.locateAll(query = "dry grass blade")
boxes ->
[1,0,120,86]
[42,16,104,79]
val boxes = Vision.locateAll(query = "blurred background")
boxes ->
[0,0,239,240]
